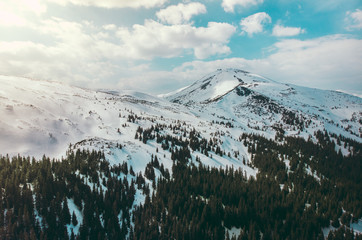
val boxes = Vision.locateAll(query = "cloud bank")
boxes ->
[48,0,168,9]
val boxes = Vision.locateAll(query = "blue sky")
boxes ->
[0,0,361,95]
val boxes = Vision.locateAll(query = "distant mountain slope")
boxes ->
[0,76,185,156]
[166,68,362,142]
[0,75,256,176]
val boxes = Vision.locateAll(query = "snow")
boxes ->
[322,219,362,238]
[225,226,242,239]
[1,70,360,181]
[166,69,362,143]
[33,197,44,228]
[0,75,188,159]
[322,225,336,238]
[157,85,191,98]
[304,164,321,182]
[351,219,362,235]
[133,188,146,207]
[211,79,240,100]
[0,70,360,188]
[67,198,83,236]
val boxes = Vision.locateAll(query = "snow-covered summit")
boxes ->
[166,68,273,105]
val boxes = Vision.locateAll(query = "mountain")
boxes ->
[0,71,361,239]
[1,70,361,169]
[0,74,256,174]
[166,68,362,142]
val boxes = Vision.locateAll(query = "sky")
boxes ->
[0,0,361,95]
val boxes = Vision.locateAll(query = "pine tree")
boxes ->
[72,211,78,226]
[62,198,71,224]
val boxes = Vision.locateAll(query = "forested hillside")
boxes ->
[0,129,361,239]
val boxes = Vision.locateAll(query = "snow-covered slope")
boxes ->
[0,75,257,177]
[166,68,362,142]
[0,69,361,175]
[0,76,175,156]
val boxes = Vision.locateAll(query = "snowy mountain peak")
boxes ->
[166,69,276,105]
[166,69,362,142]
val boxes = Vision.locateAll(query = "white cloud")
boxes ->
[0,18,126,87]
[156,2,206,25]
[0,10,27,27]
[345,9,362,30]
[272,25,305,37]
[116,20,236,59]
[47,0,167,9]
[260,36,362,91]
[21,0,47,15]
[37,18,124,59]
[240,12,271,36]
[103,24,117,31]
[0,0,46,26]
[222,0,263,13]
[0,16,236,92]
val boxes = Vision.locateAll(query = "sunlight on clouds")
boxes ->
[0,0,45,26]
[0,41,56,76]
[156,2,207,25]
[22,0,47,15]
[0,0,46,16]
[116,20,236,59]
[240,12,271,36]
[0,10,27,27]
[0,14,236,90]
[222,0,263,13]
[0,17,124,85]
[48,0,167,9]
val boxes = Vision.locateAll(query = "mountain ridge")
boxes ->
[165,68,362,143]
[1,70,361,161]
